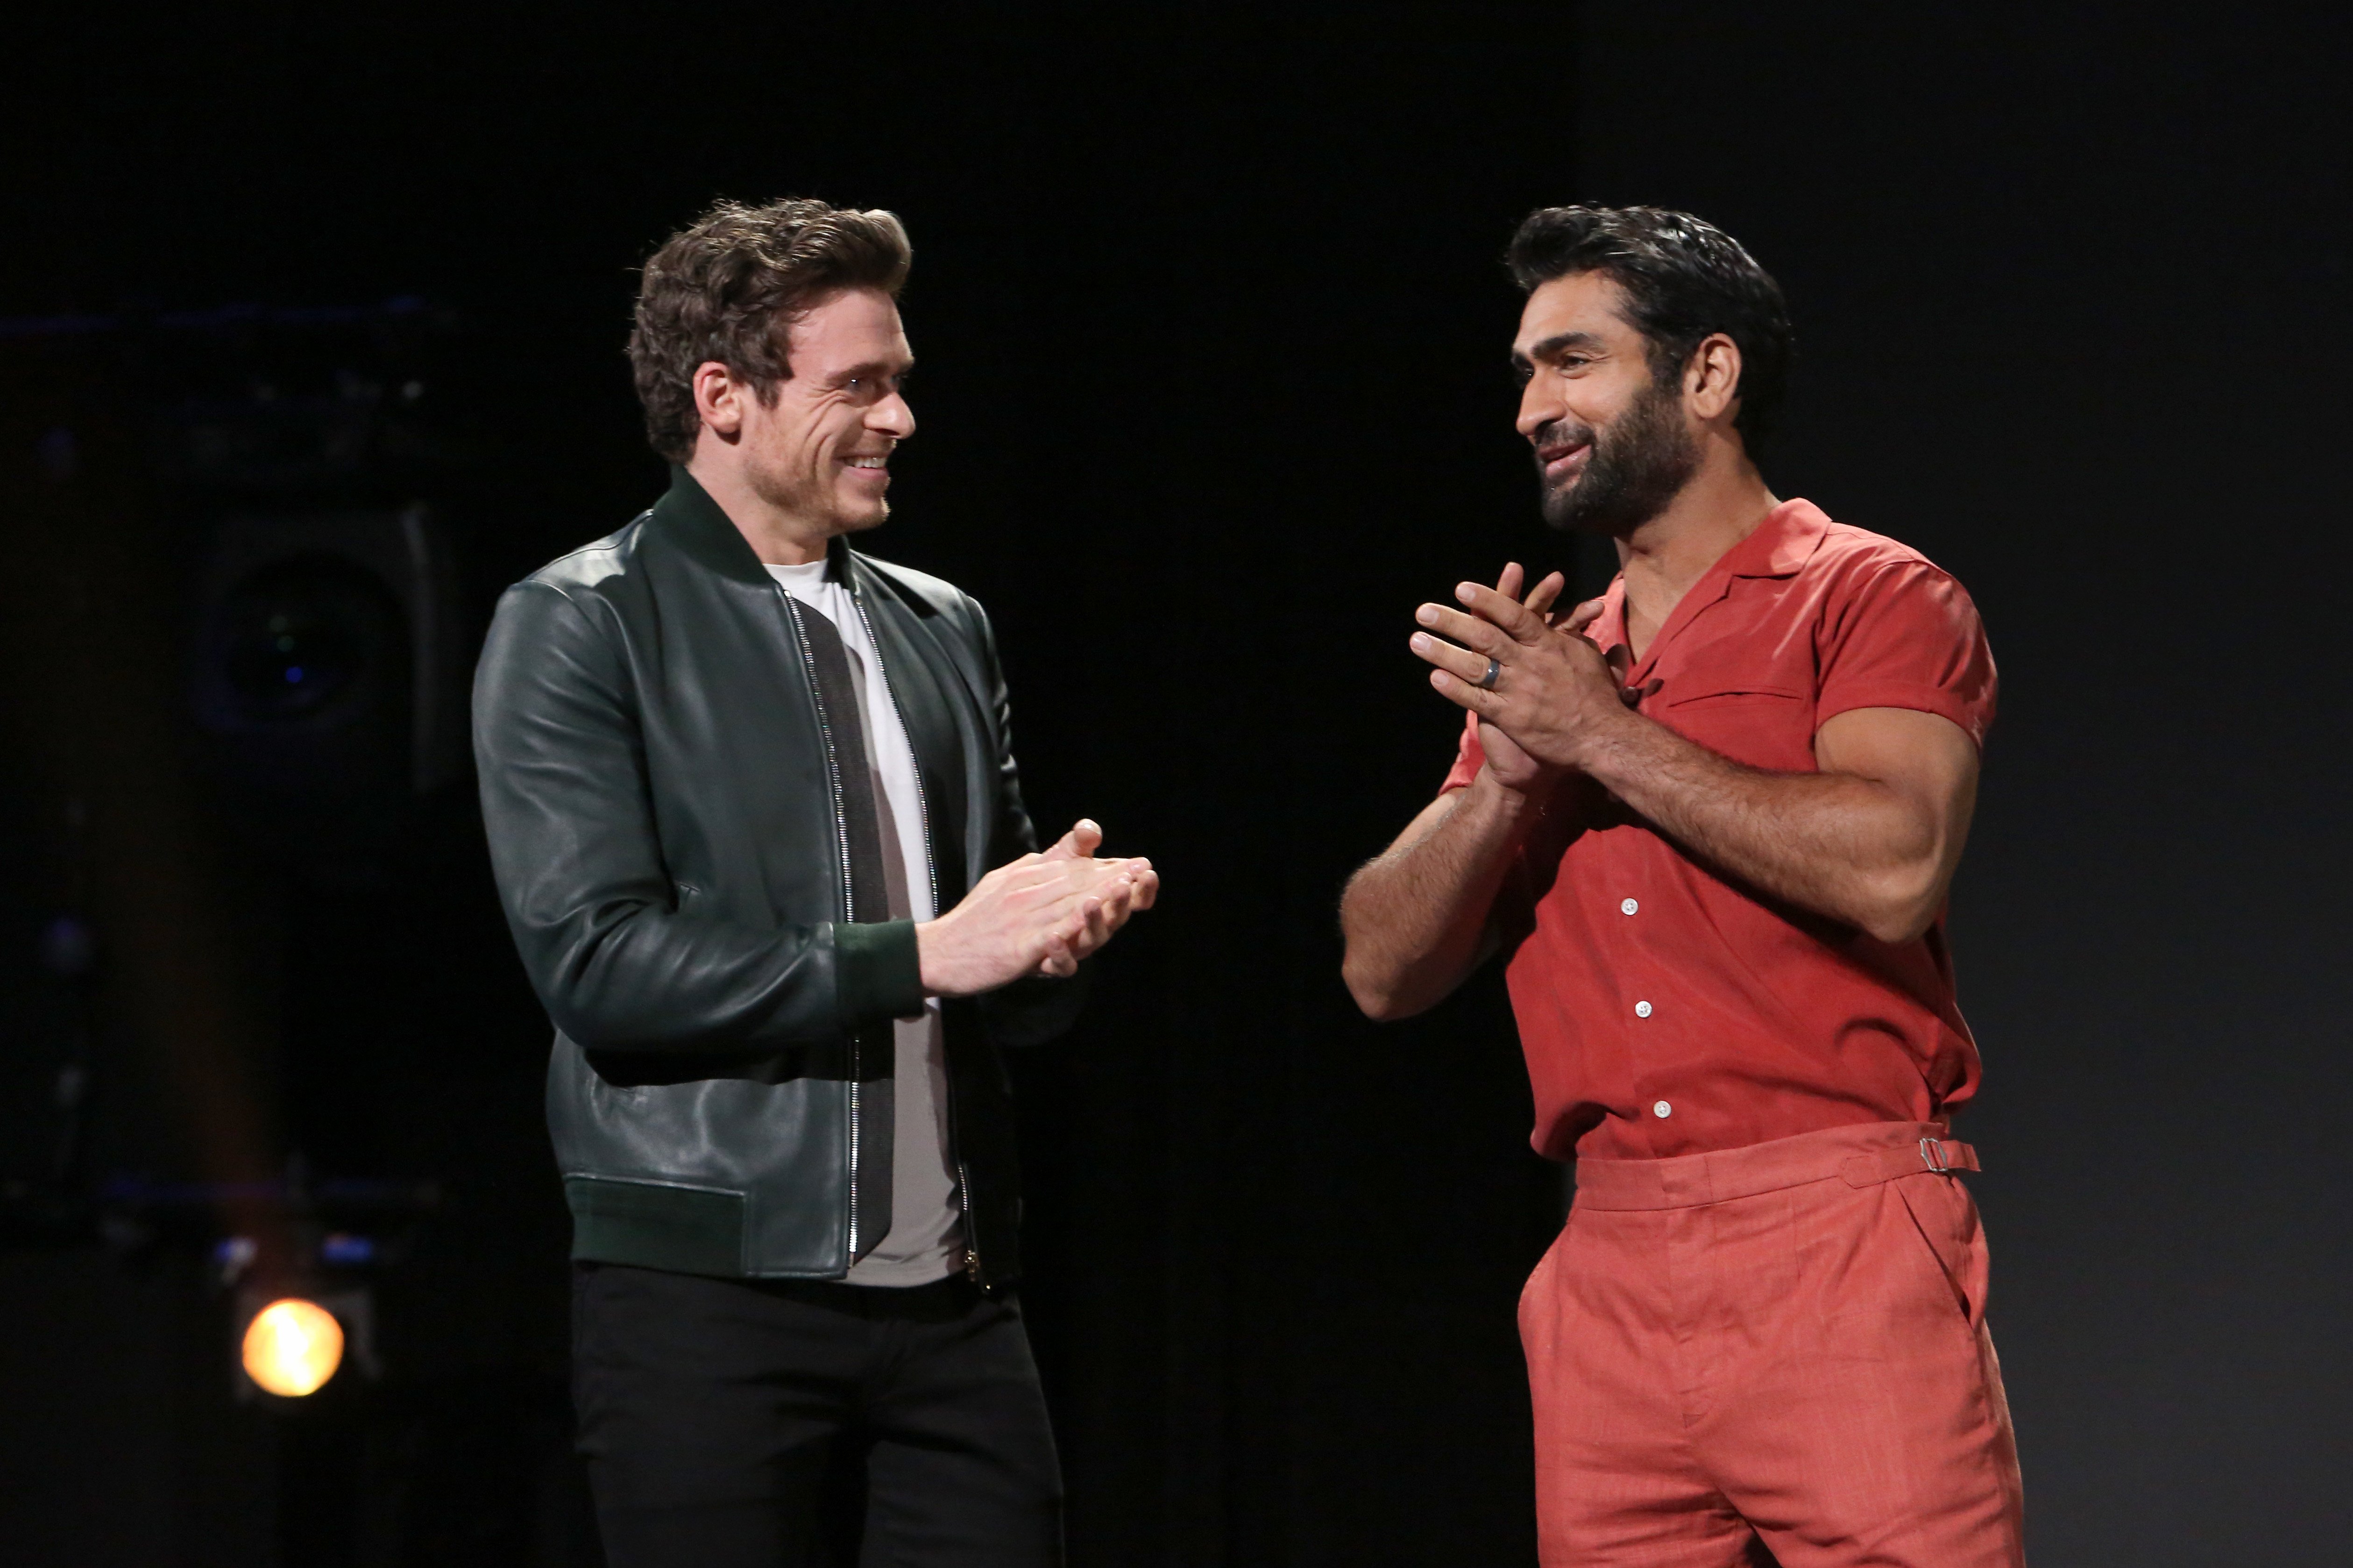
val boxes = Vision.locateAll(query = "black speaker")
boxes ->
[190,502,468,882]
[87,298,489,886]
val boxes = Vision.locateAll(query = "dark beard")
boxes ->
[1536,378,1700,536]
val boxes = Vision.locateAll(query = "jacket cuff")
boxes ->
[836,919,927,1022]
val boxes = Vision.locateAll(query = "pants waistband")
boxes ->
[1571,1121,1979,1212]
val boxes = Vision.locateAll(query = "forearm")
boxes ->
[1575,713,1942,941]
[482,765,926,1048]
[1341,770,1538,1020]
[520,903,924,1051]
[1413,574,1977,946]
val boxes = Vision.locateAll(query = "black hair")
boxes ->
[1506,205,1793,456]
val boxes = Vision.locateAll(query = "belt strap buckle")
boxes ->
[1919,1136,1952,1174]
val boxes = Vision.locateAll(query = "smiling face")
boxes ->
[1511,270,1701,537]
[733,286,915,539]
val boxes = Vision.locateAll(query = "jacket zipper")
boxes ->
[777,587,864,1265]
[850,583,985,1286]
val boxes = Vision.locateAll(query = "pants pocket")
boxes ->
[1892,1175,1989,1330]
[1518,1213,1573,1344]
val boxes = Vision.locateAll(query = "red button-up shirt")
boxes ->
[1442,500,1997,1161]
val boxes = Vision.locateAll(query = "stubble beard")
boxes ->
[746,448,889,538]
[1537,377,1701,537]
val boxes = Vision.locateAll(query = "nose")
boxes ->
[1516,375,1561,445]
[871,388,915,441]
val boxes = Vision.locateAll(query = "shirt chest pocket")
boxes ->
[1654,685,1817,771]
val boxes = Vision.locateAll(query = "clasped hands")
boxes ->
[916,818,1158,997]
[1407,562,1635,793]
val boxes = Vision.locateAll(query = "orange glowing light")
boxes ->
[241,1298,345,1397]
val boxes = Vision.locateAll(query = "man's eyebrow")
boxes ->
[831,355,914,382]
[1513,330,1609,370]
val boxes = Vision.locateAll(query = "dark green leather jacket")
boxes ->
[473,468,1078,1283]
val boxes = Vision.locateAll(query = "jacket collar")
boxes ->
[824,533,859,586]
[653,465,778,587]
[653,464,870,589]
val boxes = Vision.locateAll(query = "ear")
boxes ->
[1684,332,1744,425]
[692,361,745,440]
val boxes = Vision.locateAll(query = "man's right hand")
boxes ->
[1340,562,1594,1023]
[1464,563,1598,798]
[915,820,1157,997]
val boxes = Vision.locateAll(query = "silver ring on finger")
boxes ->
[1475,657,1502,691]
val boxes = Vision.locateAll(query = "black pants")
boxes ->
[573,1263,1063,1568]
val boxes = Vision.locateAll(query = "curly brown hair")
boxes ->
[627,198,913,461]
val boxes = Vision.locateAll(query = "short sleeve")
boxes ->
[1814,559,1997,746]
[1440,710,1485,791]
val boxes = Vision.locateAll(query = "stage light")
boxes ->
[241,1297,344,1397]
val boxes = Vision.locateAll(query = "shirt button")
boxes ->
[1621,897,1639,915]
[1634,1000,1652,1018]
[1653,1100,1673,1118]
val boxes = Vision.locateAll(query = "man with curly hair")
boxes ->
[474,198,1155,1567]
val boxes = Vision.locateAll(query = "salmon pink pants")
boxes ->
[1520,1122,2026,1568]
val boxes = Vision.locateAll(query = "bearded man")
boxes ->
[1340,206,2025,1567]
[475,198,1155,1567]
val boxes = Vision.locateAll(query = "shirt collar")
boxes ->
[1595,574,1631,653]
[1726,498,1830,579]
[1599,498,1827,682]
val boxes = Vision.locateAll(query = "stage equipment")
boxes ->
[0,298,479,887]
[241,1296,344,1397]
[157,304,476,884]
[102,1168,429,1405]
[188,499,467,881]
[0,296,502,1561]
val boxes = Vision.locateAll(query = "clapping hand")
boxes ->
[1408,563,1622,790]
[1033,819,1159,976]
[915,819,1158,995]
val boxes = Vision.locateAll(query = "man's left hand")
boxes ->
[1410,577,1630,771]
[1032,818,1159,976]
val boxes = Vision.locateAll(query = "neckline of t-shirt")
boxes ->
[762,558,831,586]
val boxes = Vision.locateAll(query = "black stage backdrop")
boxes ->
[0,4,2345,1565]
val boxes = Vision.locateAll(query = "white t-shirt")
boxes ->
[765,559,960,1286]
